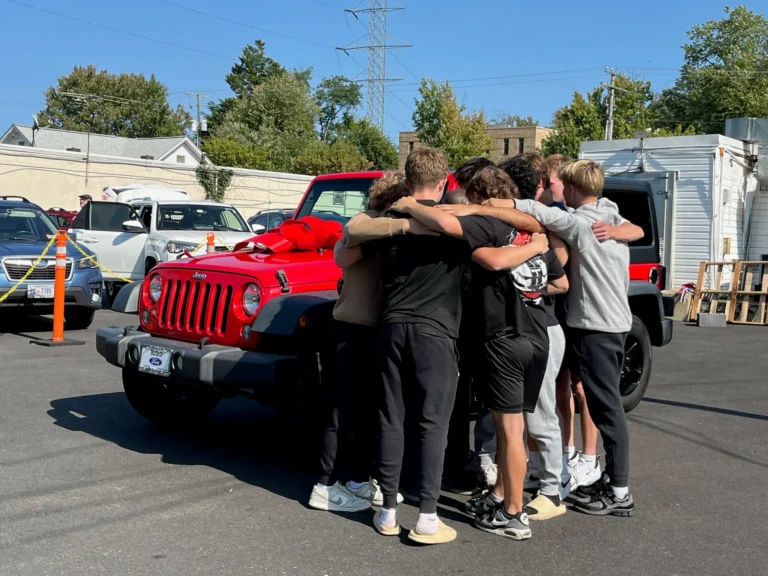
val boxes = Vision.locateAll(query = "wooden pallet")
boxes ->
[689,260,768,325]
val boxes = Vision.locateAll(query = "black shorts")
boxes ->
[478,334,548,414]
[561,324,580,374]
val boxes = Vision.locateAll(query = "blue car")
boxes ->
[0,196,102,329]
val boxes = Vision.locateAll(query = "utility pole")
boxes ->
[186,91,209,147]
[337,1,411,131]
[604,68,617,141]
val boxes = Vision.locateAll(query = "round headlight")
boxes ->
[242,283,261,316]
[149,275,163,303]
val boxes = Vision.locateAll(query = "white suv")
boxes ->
[70,199,254,295]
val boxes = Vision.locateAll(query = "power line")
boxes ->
[7,1,237,61]
[389,50,419,82]
[157,0,336,49]
[388,73,606,93]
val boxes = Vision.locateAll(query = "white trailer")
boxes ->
[581,133,763,289]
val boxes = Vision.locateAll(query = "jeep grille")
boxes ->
[157,278,234,336]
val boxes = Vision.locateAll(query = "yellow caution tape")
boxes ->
[0,235,57,303]
[66,236,135,284]
[215,235,233,250]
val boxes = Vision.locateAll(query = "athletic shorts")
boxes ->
[478,334,548,414]
[561,324,580,375]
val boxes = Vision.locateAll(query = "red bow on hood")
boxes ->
[233,216,343,253]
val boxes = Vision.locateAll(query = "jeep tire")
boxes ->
[64,307,96,330]
[122,368,222,426]
[621,315,652,412]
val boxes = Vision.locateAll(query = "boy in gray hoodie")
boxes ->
[441,159,635,516]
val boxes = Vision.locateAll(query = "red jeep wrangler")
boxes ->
[97,171,672,427]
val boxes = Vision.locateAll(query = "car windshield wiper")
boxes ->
[213,224,243,232]
[4,236,41,241]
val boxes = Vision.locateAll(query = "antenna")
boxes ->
[337,1,411,131]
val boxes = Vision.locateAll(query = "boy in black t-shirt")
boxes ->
[392,167,568,541]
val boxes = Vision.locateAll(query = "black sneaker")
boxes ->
[474,507,532,540]
[568,475,608,505]
[573,483,635,517]
[465,490,501,517]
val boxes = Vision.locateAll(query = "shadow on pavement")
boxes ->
[642,397,768,421]
[47,392,313,505]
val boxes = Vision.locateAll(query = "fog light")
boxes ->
[242,324,252,340]
[91,292,100,303]
[173,353,183,371]
[142,310,150,323]
[129,346,140,364]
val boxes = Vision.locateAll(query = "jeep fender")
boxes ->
[627,281,669,346]
[251,291,338,339]
[111,281,143,314]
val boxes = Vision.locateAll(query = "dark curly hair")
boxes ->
[453,157,494,188]
[497,157,539,200]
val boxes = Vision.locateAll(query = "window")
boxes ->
[157,204,248,232]
[600,189,653,247]
[176,155,185,163]
[503,138,510,156]
[295,178,374,224]
[18,141,25,146]
[80,202,142,232]
[409,141,414,152]
[0,207,57,240]
[332,192,345,206]
[518,138,525,154]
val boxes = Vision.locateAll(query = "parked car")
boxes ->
[247,209,294,234]
[96,171,672,429]
[0,196,102,329]
[70,198,254,303]
[46,207,78,229]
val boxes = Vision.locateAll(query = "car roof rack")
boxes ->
[0,195,31,203]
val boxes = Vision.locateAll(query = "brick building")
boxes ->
[398,125,553,168]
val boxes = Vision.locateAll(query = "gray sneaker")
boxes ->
[474,507,532,540]
[573,483,635,517]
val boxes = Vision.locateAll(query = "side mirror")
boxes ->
[122,220,145,233]
[251,223,266,234]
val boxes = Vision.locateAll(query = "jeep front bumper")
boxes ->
[96,326,298,389]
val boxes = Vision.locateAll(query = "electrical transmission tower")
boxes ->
[337,1,411,131]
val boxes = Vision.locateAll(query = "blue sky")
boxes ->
[1,0,756,141]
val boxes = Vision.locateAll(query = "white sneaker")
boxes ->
[480,462,498,489]
[523,465,540,491]
[308,483,371,512]
[568,454,602,492]
[346,479,403,506]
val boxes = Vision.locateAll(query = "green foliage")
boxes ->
[315,76,362,142]
[202,137,272,170]
[338,117,398,170]
[652,5,768,134]
[293,140,371,175]
[225,39,287,97]
[195,164,234,203]
[39,65,191,137]
[487,113,539,127]
[413,79,492,168]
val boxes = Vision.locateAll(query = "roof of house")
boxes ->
[0,124,202,162]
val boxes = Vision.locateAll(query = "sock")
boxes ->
[479,453,494,467]
[315,483,332,493]
[611,485,629,499]
[415,512,438,535]
[528,452,541,471]
[542,493,561,506]
[580,453,597,465]
[379,507,397,528]
[566,446,577,459]
[490,491,504,504]
[348,481,366,490]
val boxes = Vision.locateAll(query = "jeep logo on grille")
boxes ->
[192,272,207,280]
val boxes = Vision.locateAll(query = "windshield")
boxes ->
[294,178,375,224]
[0,206,58,241]
[157,204,248,232]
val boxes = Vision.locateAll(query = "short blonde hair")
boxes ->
[368,172,408,212]
[545,154,572,174]
[404,147,448,190]
[466,166,518,203]
[558,159,604,197]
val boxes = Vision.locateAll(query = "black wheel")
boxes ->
[621,315,652,412]
[122,368,222,426]
[64,307,95,330]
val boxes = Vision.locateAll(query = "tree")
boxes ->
[652,6,768,134]
[487,113,539,128]
[196,164,234,203]
[315,76,362,142]
[541,75,656,157]
[225,39,287,97]
[38,65,191,137]
[338,117,398,170]
[201,137,272,171]
[412,79,492,168]
[294,140,371,175]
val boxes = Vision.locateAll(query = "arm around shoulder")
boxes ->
[344,211,406,248]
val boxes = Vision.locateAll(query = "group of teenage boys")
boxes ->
[307,145,645,544]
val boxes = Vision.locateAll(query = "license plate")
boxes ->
[27,285,55,299]
[138,346,172,377]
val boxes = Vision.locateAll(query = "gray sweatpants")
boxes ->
[473,326,565,497]
[527,324,565,496]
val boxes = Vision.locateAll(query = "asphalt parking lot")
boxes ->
[1,310,766,576]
